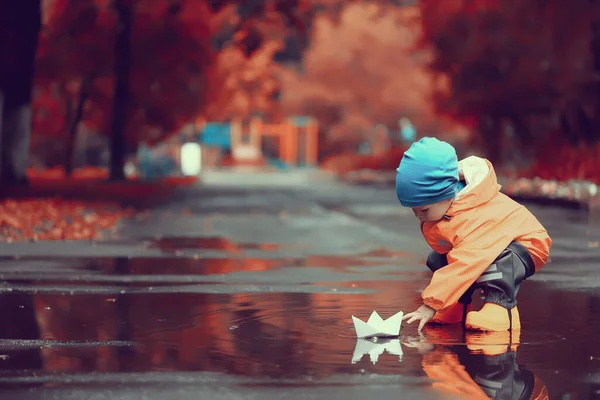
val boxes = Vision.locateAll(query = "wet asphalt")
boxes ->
[0,169,598,399]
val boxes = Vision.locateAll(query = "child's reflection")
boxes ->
[403,329,549,400]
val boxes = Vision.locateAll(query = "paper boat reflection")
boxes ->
[351,310,403,339]
[351,338,403,364]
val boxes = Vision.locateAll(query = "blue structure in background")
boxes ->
[137,122,233,180]
[200,122,232,149]
[137,143,175,180]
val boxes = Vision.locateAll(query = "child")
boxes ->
[396,137,552,332]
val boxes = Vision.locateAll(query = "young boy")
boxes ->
[397,137,552,332]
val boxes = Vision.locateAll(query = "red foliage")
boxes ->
[34,0,214,146]
[0,166,199,242]
[0,198,132,242]
[519,142,600,184]
[418,0,598,167]
[279,4,446,149]
[31,85,66,140]
[23,166,198,200]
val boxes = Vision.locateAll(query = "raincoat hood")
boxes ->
[446,156,500,217]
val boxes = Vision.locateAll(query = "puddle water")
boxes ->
[0,255,420,294]
[0,253,597,399]
[93,236,426,265]
[148,236,288,254]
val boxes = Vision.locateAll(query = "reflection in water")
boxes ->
[0,291,42,372]
[115,257,136,372]
[421,347,547,400]
[404,329,549,399]
[351,338,403,364]
[149,236,288,255]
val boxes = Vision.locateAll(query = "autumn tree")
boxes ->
[206,0,422,125]
[34,0,319,177]
[35,0,421,177]
[199,0,315,122]
[35,0,214,178]
[35,0,115,174]
[419,0,599,165]
[0,0,42,185]
[277,3,453,158]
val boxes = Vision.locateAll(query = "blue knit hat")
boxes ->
[395,137,458,207]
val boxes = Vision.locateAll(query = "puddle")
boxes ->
[0,262,596,399]
[148,236,287,254]
[0,339,135,349]
[84,235,425,264]
[0,255,421,296]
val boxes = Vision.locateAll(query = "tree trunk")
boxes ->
[63,84,73,173]
[0,0,42,184]
[590,20,600,142]
[109,0,133,181]
[65,78,93,177]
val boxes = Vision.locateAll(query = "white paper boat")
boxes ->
[351,338,403,364]
[351,310,403,338]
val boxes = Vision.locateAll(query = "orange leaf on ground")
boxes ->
[0,198,130,242]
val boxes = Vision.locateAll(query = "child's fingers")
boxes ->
[401,313,413,321]
[417,318,427,331]
[403,313,416,323]
[405,313,422,325]
[402,311,421,321]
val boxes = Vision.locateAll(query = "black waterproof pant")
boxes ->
[426,241,536,321]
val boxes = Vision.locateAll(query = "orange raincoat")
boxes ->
[420,156,552,311]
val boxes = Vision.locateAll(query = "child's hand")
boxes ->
[402,304,436,331]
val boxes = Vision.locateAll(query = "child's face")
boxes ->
[411,198,453,222]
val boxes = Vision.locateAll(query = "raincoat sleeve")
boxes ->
[421,234,513,311]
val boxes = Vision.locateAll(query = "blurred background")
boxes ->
[3,0,596,185]
[0,0,598,241]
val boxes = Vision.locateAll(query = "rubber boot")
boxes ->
[467,303,522,332]
[466,241,535,332]
[426,250,473,325]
